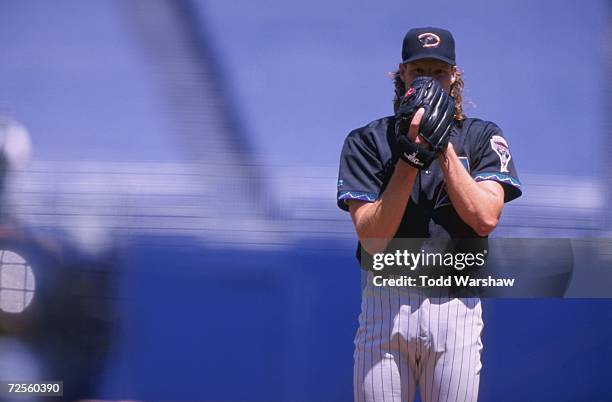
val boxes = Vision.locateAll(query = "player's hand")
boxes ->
[396,106,435,170]
[407,108,429,149]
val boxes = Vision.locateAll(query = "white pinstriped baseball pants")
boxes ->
[354,275,483,402]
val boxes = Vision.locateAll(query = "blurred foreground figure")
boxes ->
[0,117,32,208]
[0,117,117,401]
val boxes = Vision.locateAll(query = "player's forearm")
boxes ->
[351,162,417,254]
[438,144,502,236]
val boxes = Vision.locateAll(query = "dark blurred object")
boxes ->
[0,223,118,402]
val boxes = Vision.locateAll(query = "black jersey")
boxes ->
[337,116,522,238]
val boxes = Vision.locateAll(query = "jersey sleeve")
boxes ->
[337,132,383,211]
[470,124,522,202]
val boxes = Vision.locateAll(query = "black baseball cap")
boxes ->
[401,27,456,65]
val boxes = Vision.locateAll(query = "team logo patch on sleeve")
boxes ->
[490,135,511,173]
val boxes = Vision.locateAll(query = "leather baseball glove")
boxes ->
[395,76,455,169]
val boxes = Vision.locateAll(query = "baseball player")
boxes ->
[337,27,521,401]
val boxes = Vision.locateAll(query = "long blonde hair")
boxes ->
[392,67,466,121]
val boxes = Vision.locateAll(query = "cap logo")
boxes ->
[418,33,441,48]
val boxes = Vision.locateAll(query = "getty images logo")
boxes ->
[404,152,424,167]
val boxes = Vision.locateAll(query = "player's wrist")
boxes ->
[397,158,421,172]
[396,136,435,170]
[437,142,454,164]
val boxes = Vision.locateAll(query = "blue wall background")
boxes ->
[92,238,612,401]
